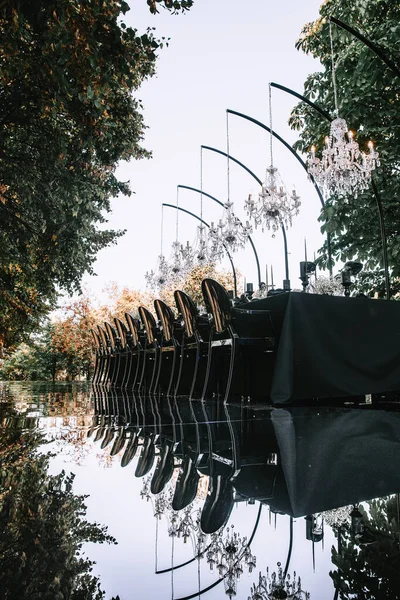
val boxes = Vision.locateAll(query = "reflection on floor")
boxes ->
[2,381,400,600]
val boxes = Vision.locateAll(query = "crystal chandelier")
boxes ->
[145,254,169,291]
[307,20,379,199]
[194,224,216,266]
[209,114,252,260]
[245,84,300,234]
[206,525,257,599]
[145,205,170,291]
[248,563,310,600]
[209,201,253,260]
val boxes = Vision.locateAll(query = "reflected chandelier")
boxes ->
[248,562,310,600]
[307,20,379,199]
[207,525,256,599]
[245,85,300,233]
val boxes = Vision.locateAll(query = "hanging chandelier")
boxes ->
[248,563,310,600]
[145,254,170,291]
[206,525,257,599]
[245,84,300,233]
[209,114,252,260]
[307,20,379,199]
[209,200,253,260]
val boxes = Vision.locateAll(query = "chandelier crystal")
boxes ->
[245,169,301,233]
[248,563,310,600]
[207,525,257,599]
[307,20,379,199]
[209,200,253,261]
[245,84,300,233]
[145,253,170,291]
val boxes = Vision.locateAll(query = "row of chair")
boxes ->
[91,278,276,403]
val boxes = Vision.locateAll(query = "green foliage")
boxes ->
[330,497,400,598]
[0,425,118,600]
[291,0,400,294]
[0,0,194,349]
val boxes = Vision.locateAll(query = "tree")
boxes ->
[0,424,119,599]
[290,0,400,296]
[0,0,194,349]
[330,497,400,598]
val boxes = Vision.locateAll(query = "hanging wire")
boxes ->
[268,82,274,168]
[329,18,339,115]
[160,204,164,255]
[175,186,179,242]
[226,110,231,203]
[200,146,203,222]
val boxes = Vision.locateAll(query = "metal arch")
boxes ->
[162,203,237,298]
[270,81,390,298]
[178,184,261,288]
[201,145,290,282]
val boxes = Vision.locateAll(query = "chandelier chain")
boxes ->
[329,19,339,115]
[200,146,204,222]
[269,83,273,168]
[226,111,231,202]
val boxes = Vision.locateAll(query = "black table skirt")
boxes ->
[242,292,400,403]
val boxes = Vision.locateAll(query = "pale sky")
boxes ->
[82,0,328,301]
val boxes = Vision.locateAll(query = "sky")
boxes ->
[82,0,328,301]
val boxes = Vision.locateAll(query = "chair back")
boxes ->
[138,306,158,345]
[154,299,175,343]
[91,328,102,351]
[125,312,140,348]
[98,325,109,352]
[114,317,128,350]
[174,290,198,339]
[201,278,232,334]
[104,321,117,351]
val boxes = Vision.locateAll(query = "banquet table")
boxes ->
[241,292,400,404]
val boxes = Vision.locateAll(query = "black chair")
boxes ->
[104,321,119,387]
[174,290,210,399]
[97,325,112,385]
[201,278,275,403]
[90,328,103,384]
[153,299,181,395]
[124,312,144,389]
[114,317,130,388]
[138,306,160,394]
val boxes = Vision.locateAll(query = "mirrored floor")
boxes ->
[1,381,400,600]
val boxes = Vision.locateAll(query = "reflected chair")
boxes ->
[174,290,210,399]
[201,278,276,403]
[153,299,181,395]
[114,317,130,388]
[124,312,143,389]
[104,321,119,387]
[138,306,160,394]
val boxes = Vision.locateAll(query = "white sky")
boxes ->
[82,0,328,301]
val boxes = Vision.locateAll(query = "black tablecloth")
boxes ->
[270,407,400,517]
[245,292,400,403]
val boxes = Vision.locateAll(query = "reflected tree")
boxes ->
[330,497,400,598]
[0,426,119,600]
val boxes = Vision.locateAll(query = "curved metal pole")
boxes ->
[330,17,400,79]
[226,107,332,279]
[201,145,290,287]
[270,84,390,298]
[178,184,259,291]
[162,203,237,298]
[226,109,325,208]
[175,503,263,600]
[270,82,332,122]
[283,516,294,578]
